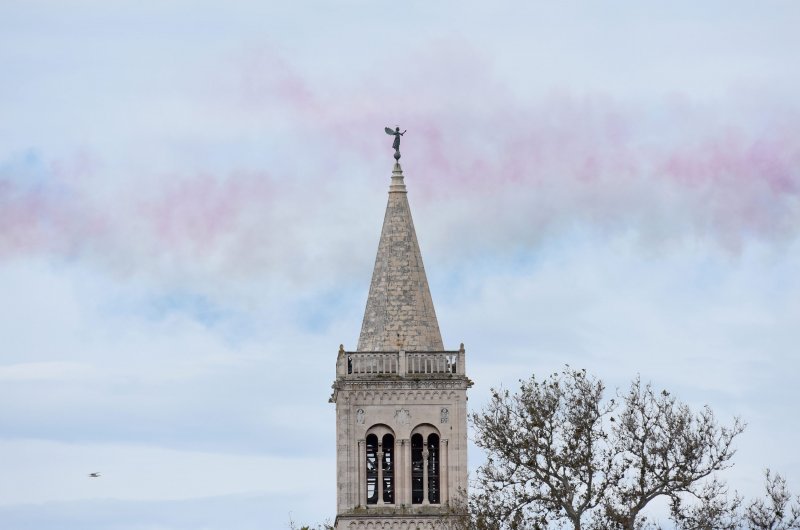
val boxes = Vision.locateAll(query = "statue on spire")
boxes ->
[385,126,406,160]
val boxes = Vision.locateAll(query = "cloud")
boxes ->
[0,129,793,303]
[4,44,798,299]
[0,438,332,505]
[0,494,329,530]
[1,6,800,529]
[0,439,335,529]
[0,362,96,382]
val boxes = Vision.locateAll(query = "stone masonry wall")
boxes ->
[357,165,444,352]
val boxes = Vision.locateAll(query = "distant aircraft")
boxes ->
[88,472,101,478]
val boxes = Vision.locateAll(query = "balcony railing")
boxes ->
[336,346,466,378]
[407,352,457,374]
[348,352,399,375]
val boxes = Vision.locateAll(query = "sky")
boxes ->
[1,1,799,528]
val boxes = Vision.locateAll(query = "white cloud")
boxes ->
[0,362,97,382]
[0,438,333,506]
[1,2,800,528]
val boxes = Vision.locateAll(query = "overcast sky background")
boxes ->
[1,2,799,529]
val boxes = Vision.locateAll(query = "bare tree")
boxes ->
[287,514,333,530]
[669,478,742,530]
[667,469,800,530]
[471,369,745,529]
[471,368,617,530]
[745,469,800,530]
[602,377,745,529]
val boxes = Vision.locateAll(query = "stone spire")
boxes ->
[357,162,444,352]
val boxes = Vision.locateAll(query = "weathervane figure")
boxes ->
[385,126,406,160]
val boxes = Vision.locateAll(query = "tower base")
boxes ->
[335,512,466,530]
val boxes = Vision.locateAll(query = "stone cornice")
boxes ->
[330,377,471,403]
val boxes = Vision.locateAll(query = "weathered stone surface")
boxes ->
[337,514,462,529]
[332,380,469,516]
[357,163,444,352]
[334,160,468,530]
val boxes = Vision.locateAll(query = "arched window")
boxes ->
[410,425,442,505]
[364,425,396,505]
[382,433,395,504]
[428,433,440,504]
[411,433,424,504]
[366,433,379,504]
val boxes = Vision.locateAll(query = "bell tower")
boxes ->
[330,159,471,529]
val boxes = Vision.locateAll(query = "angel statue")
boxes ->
[385,126,407,160]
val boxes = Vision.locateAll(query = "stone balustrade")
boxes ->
[337,347,466,378]
[406,352,457,374]
[347,352,399,375]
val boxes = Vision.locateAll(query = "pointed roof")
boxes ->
[357,162,444,352]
